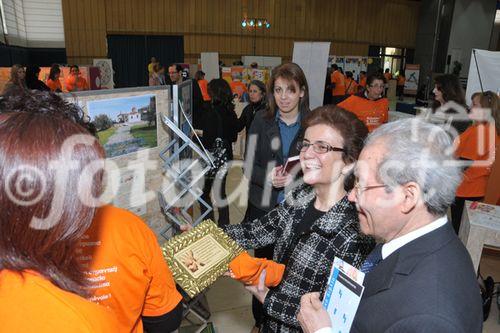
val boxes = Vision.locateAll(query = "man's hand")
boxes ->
[245,269,269,304]
[298,292,331,333]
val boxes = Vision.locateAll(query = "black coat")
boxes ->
[244,110,304,211]
[201,103,238,159]
[352,222,483,333]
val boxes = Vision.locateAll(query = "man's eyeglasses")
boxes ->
[352,178,388,196]
[297,141,344,154]
[369,84,384,89]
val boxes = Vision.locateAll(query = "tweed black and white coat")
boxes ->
[224,184,375,333]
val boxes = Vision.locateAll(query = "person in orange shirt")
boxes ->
[66,65,89,92]
[46,64,63,92]
[230,75,247,101]
[396,72,405,101]
[344,71,358,95]
[383,68,392,81]
[337,73,389,132]
[79,205,183,333]
[195,70,211,102]
[451,91,499,233]
[0,91,117,332]
[330,64,345,104]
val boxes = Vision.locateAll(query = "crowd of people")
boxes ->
[1,63,89,95]
[0,58,498,333]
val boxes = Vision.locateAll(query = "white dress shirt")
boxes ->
[312,216,448,333]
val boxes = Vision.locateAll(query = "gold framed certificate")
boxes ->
[161,219,244,297]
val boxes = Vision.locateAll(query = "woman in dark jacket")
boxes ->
[236,79,266,142]
[225,106,374,332]
[200,78,238,226]
[242,62,310,330]
[25,66,50,91]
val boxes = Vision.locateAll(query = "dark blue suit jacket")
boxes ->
[352,222,483,333]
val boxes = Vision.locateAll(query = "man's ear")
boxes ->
[401,181,420,213]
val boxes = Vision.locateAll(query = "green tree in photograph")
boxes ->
[94,114,114,131]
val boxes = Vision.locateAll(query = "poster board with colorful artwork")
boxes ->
[0,66,102,93]
[62,86,172,239]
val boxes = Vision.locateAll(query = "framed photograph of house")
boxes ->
[86,94,157,158]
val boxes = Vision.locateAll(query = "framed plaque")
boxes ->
[162,220,244,297]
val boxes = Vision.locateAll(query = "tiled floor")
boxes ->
[189,145,500,333]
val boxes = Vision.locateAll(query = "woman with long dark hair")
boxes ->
[430,74,470,133]
[242,62,310,330]
[25,65,50,91]
[200,78,239,226]
[236,79,267,143]
[46,64,63,92]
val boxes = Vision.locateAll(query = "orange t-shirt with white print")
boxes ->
[78,205,182,333]
[338,94,389,132]
[455,123,499,197]
[230,80,247,99]
[0,269,117,333]
[331,70,346,96]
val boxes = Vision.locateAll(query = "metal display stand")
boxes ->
[158,81,214,239]
[158,82,215,332]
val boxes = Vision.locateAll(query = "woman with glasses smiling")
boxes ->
[338,72,389,132]
[224,105,374,333]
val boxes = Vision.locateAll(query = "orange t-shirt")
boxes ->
[78,205,182,333]
[198,79,211,101]
[331,70,345,96]
[66,75,89,92]
[46,78,62,92]
[230,80,247,99]
[455,123,499,197]
[0,269,117,332]
[338,95,389,132]
[345,78,358,95]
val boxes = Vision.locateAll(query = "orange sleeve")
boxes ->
[142,230,183,317]
[380,98,389,123]
[65,76,76,91]
[229,252,285,287]
[337,96,355,111]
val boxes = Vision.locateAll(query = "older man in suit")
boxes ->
[298,119,483,333]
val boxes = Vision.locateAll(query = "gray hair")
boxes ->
[365,119,462,216]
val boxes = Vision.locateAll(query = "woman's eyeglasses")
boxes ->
[297,141,344,154]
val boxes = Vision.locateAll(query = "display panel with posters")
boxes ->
[404,64,420,95]
[62,86,170,235]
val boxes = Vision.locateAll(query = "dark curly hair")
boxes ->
[0,90,96,136]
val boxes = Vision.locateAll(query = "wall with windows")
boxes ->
[1,0,64,47]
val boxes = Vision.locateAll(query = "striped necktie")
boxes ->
[360,244,383,274]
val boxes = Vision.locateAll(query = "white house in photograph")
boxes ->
[117,107,142,124]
